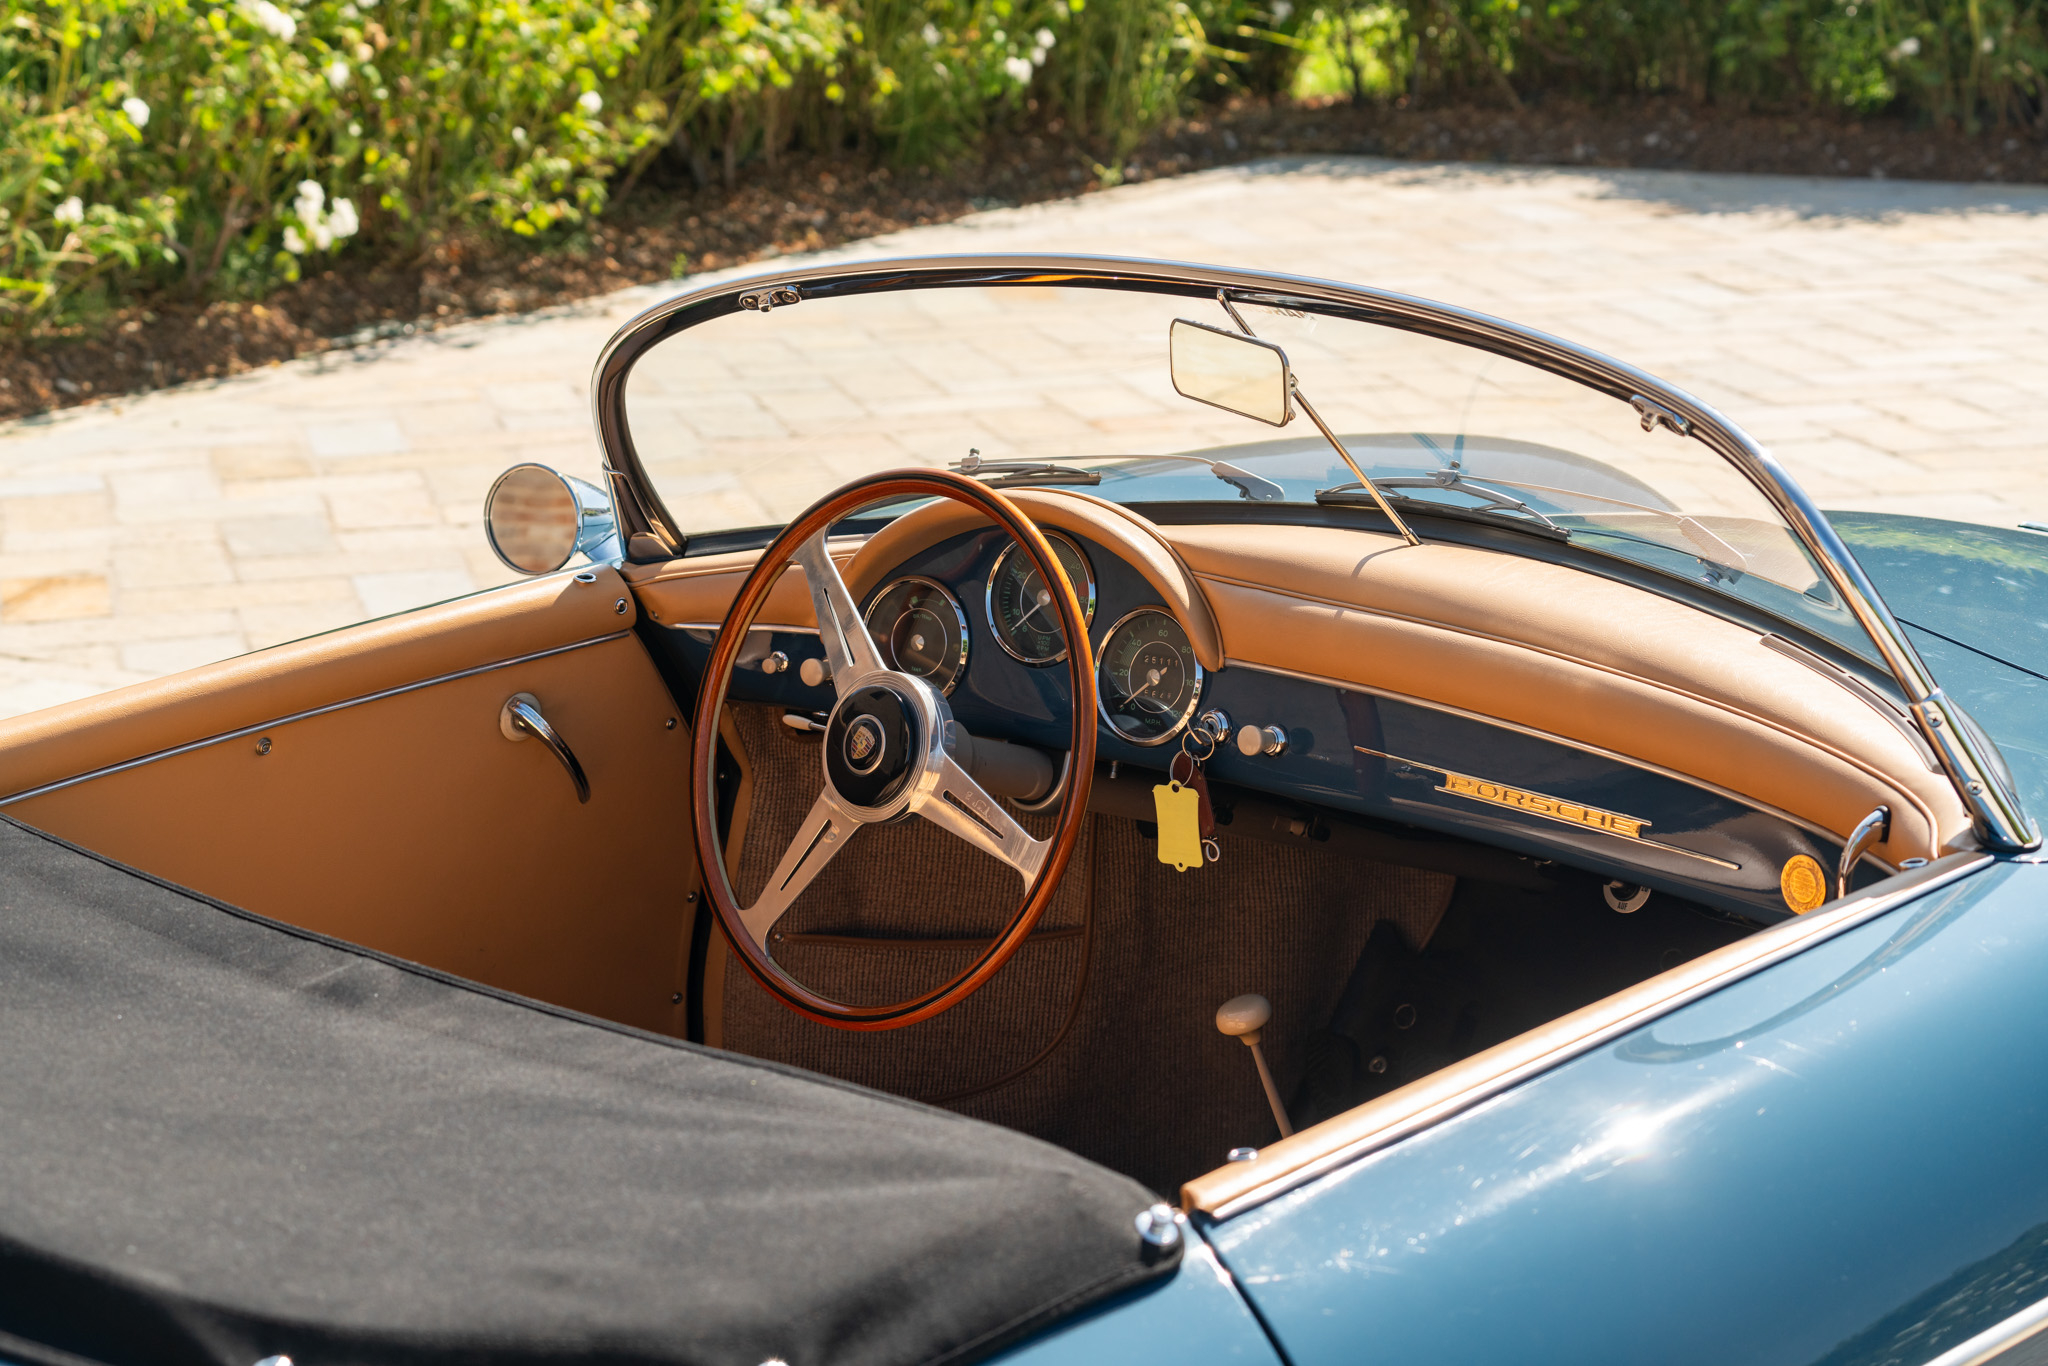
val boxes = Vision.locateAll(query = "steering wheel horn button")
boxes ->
[824,685,919,809]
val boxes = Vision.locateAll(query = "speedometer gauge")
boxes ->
[1097,609,1204,746]
[863,576,967,695]
[986,532,1096,665]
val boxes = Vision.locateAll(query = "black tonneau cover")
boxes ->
[0,817,1172,1366]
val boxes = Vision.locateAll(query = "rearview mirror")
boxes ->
[484,463,621,575]
[1169,319,1293,427]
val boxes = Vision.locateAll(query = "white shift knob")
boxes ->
[1216,993,1272,1039]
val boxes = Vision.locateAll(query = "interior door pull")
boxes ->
[500,693,590,803]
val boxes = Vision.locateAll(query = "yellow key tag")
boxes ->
[1154,780,1204,872]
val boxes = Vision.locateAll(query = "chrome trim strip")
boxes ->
[589,253,2034,851]
[667,621,820,635]
[0,632,634,807]
[1224,657,1891,862]
[1920,1292,2048,1366]
[1206,849,1995,1220]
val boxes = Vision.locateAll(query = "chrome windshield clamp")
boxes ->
[1630,395,1692,436]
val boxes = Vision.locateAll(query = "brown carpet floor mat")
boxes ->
[721,704,1456,1194]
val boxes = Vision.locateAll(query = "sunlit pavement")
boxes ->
[1,155,2045,720]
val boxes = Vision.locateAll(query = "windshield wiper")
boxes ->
[1370,469,1566,531]
[1315,485,1571,542]
[951,452,1101,487]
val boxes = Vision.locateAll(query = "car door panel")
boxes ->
[0,569,698,1035]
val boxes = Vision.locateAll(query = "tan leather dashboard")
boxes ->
[623,488,1224,670]
[624,496,1967,869]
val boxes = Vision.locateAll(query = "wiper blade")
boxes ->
[950,454,1101,487]
[1315,485,1571,542]
[1373,469,1565,531]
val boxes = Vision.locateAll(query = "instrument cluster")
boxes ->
[860,529,1205,748]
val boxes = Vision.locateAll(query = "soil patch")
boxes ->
[5,97,2044,422]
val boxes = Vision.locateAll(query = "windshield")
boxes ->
[623,279,1877,667]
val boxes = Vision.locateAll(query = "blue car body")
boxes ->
[991,515,2048,1365]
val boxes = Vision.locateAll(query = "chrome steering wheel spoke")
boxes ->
[794,531,883,689]
[914,754,1050,882]
[740,789,860,949]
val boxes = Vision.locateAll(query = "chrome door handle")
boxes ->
[500,693,590,803]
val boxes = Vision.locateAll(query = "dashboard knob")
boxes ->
[761,650,789,675]
[1236,724,1287,757]
[799,656,831,688]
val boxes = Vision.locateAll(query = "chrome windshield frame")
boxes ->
[590,253,2038,854]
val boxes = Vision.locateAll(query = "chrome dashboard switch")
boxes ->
[1236,724,1287,757]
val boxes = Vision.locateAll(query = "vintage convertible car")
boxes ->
[4,255,2048,1366]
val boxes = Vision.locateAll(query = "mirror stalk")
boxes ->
[1213,290,1420,548]
[1292,386,1421,547]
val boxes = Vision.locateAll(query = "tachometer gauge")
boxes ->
[863,576,968,695]
[1097,609,1203,746]
[985,532,1096,665]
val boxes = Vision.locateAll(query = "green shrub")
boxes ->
[1,0,656,333]
[1296,0,2048,130]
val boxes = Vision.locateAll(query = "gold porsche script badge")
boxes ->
[1356,747,1650,840]
[1780,855,1828,914]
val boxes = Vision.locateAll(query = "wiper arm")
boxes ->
[1315,485,1570,542]
[951,452,1101,487]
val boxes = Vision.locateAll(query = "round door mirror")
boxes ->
[486,464,587,574]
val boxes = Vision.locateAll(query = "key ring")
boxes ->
[1180,725,1216,765]
[1201,837,1221,864]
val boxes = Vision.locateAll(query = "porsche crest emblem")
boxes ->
[847,722,879,764]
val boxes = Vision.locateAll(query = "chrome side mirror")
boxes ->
[1169,319,1294,427]
[484,463,621,575]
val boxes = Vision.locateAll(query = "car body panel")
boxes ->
[989,1235,1284,1366]
[1832,511,2048,820]
[1202,856,2048,1366]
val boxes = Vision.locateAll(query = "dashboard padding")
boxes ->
[1171,521,1970,867]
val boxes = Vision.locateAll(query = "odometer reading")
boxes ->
[986,532,1096,665]
[1098,609,1203,746]
[863,576,968,695]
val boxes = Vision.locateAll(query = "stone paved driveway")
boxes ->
[2,156,2045,720]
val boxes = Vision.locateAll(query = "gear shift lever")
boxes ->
[1216,994,1295,1138]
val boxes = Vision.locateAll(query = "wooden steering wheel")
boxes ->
[691,470,1098,1030]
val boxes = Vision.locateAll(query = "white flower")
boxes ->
[577,89,603,115]
[1272,0,1293,20]
[310,222,333,250]
[237,0,297,43]
[1891,35,1921,58]
[52,196,84,225]
[339,1,358,15]
[1031,46,1047,66]
[511,126,527,144]
[283,224,306,254]
[325,59,350,89]
[1034,27,1055,49]
[920,22,940,44]
[347,120,361,136]
[1982,34,1995,51]
[1003,55,1033,83]
[328,197,359,238]
[121,96,150,128]
[295,180,325,221]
